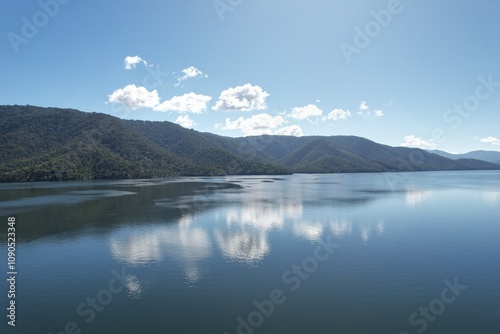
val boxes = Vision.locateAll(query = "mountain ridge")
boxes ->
[1,105,499,182]
[428,149,500,165]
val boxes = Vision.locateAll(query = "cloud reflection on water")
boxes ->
[215,200,302,262]
[330,219,353,237]
[292,220,324,242]
[405,189,433,207]
[330,218,385,243]
[109,176,393,284]
[482,191,500,203]
[215,230,269,263]
[110,215,212,284]
[125,274,143,299]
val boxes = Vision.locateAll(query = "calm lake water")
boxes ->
[1,171,499,334]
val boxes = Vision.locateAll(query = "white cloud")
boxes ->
[323,108,352,121]
[275,125,304,137]
[176,66,207,86]
[289,104,323,121]
[315,99,321,103]
[213,84,269,111]
[357,102,384,118]
[124,56,148,70]
[359,101,369,110]
[154,93,212,114]
[108,84,160,110]
[221,113,303,137]
[401,135,436,149]
[480,136,500,146]
[175,115,196,128]
[223,114,284,135]
[108,86,210,113]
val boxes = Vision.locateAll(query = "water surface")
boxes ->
[1,171,499,334]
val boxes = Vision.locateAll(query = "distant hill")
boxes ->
[123,119,289,176]
[1,105,499,182]
[428,149,500,165]
[217,135,500,173]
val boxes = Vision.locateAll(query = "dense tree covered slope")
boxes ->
[1,105,498,181]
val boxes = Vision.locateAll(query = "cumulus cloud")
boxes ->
[289,104,323,121]
[124,56,148,70]
[323,109,352,121]
[401,135,436,149]
[108,84,160,110]
[359,101,369,110]
[357,101,384,118]
[154,93,212,114]
[275,125,304,137]
[175,115,196,128]
[213,84,269,111]
[108,85,211,114]
[480,136,500,146]
[176,66,208,86]
[223,114,283,135]
[221,113,303,137]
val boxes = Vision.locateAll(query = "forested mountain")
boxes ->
[1,105,498,182]
[0,106,225,181]
[0,106,287,181]
[428,149,500,165]
[211,135,500,173]
[123,120,289,175]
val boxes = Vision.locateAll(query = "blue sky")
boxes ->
[1,0,499,153]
